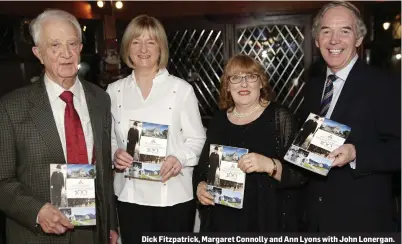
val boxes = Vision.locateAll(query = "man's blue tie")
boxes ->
[320,74,337,117]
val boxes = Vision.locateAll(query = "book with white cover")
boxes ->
[124,120,169,181]
[206,144,248,209]
[284,113,351,176]
[50,164,96,226]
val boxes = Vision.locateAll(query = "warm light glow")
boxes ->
[83,26,87,32]
[261,50,268,58]
[115,1,123,9]
[97,0,104,8]
[383,22,391,30]
[396,54,401,60]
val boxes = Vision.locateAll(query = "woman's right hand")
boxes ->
[196,181,214,206]
[113,149,133,170]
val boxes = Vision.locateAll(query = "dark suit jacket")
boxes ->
[50,172,64,189]
[298,60,401,232]
[294,119,318,146]
[206,152,220,185]
[301,119,318,137]
[126,127,139,157]
[0,78,117,243]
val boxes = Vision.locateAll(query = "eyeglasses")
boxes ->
[228,74,260,84]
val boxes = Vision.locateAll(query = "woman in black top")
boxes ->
[193,54,307,232]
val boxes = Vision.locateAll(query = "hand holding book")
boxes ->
[37,203,74,234]
[160,155,182,183]
[196,181,214,206]
[238,153,275,174]
[328,144,356,167]
[113,148,133,170]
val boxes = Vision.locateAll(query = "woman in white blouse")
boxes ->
[106,15,206,243]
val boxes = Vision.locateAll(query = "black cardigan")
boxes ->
[193,103,308,232]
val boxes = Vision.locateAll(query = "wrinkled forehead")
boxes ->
[41,19,80,41]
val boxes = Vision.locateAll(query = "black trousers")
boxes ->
[117,200,195,244]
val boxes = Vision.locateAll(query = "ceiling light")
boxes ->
[115,1,123,9]
[97,0,104,8]
[383,22,391,30]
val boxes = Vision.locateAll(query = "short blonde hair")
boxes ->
[120,15,169,69]
[312,1,367,40]
[219,54,275,111]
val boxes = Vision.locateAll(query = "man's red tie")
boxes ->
[60,91,88,164]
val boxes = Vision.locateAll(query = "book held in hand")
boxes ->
[284,113,351,176]
[124,120,169,181]
[50,164,96,226]
[206,144,248,209]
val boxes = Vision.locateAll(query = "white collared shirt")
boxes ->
[44,75,94,163]
[322,54,358,169]
[106,68,206,207]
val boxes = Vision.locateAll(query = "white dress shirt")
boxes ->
[44,75,94,163]
[106,68,206,207]
[322,54,358,169]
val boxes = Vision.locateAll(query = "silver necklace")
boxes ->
[233,104,260,118]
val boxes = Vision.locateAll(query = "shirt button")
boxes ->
[118,90,120,92]
[123,140,125,142]
[318,197,323,202]
[173,91,176,93]
[118,121,120,124]
[119,105,121,108]
[163,184,167,186]
[169,107,171,110]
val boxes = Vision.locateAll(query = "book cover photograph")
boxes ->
[284,113,351,176]
[124,120,169,181]
[50,164,96,226]
[206,144,248,209]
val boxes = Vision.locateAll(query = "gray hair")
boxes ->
[29,9,82,46]
[312,1,367,40]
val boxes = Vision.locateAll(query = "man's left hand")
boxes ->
[110,230,118,244]
[160,156,182,183]
[329,144,356,167]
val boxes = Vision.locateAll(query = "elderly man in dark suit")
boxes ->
[0,9,118,243]
[126,121,140,158]
[298,1,401,232]
[293,115,320,149]
[50,165,65,207]
[206,146,220,185]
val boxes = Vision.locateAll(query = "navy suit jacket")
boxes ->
[298,59,401,232]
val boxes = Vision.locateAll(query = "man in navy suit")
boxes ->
[298,1,401,232]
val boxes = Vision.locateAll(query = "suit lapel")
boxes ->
[330,60,362,121]
[305,74,326,116]
[28,78,66,164]
[81,81,104,173]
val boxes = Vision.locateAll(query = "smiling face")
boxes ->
[129,30,160,71]
[32,19,82,84]
[227,72,262,108]
[315,6,363,73]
